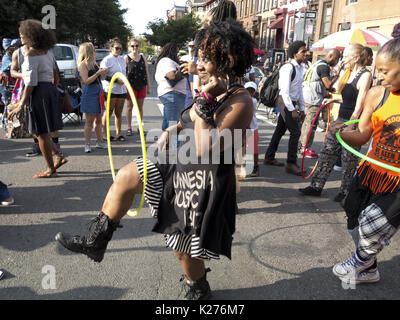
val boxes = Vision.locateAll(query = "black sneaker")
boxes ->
[299,186,322,196]
[55,212,118,262]
[180,268,212,300]
[26,143,41,157]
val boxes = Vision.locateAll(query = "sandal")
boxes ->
[33,171,58,178]
[126,129,132,136]
[116,135,126,142]
[104,136,115,141]
[54,156,68,170]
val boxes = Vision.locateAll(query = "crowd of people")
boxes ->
[1,0,400,300]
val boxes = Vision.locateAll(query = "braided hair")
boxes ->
[209,0,237,22]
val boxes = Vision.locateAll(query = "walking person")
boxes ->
[263,41,307,176]
[56,19,254,300]
[330,35,400,284]
[77,42,109,153]
[299,43,372,202]
[100,38,127,142]
[299,48,342,158]
[124,38,151,136]
[7,19,67,178]
[154,43,186,132]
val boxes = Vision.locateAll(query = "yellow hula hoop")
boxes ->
[106,72,147,217]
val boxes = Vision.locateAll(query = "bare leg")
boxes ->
[37,133,56,173]
[101,161,143,222]
[174,250,205,281]
[126,99,133,131]
[102,99,116,140]
[94,114,103,143]
[137,98,145,124]
[113,98,125,137]
[84,113,95,144]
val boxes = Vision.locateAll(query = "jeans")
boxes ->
[159,91,186,131]
[0,181,10,202]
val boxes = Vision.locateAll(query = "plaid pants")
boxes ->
[310,130,360,195]
[357,203,398,261]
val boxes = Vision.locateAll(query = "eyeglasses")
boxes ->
[131,45,139,48]
[114,47,123,50]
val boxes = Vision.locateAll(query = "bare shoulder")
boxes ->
[367,85,386,109]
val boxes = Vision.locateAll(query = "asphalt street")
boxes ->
[1,65,400,302]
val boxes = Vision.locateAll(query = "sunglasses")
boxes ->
[130,45,139,48]
[114,47,123,50]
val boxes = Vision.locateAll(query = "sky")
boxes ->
[119,0,188,36]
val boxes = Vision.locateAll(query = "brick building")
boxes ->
[315,0,400,40]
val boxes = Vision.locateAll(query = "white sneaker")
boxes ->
[340,268,380,285]
[333,252,375,278]
[333,165,342,172]
[95,142,107,149]
[1,197,14,206]
[84,143,91,153]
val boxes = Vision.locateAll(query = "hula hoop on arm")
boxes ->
[301,103,330,179]
[336,119,400,173]
[106,72,147,216]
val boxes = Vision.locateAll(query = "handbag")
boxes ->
[59,87,74,114]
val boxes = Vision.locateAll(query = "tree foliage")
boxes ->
[0,0,131,48]
[143,13,201,47]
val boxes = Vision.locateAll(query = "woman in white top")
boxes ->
[100,38,127,142]
[154,43,186,132]
[7,19,67,178]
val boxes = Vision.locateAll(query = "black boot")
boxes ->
[180,268,212,300]
[55,212,118,262]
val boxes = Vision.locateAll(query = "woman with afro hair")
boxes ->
[56,19,255,300]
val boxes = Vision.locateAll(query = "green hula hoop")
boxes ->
[335,119,400,173]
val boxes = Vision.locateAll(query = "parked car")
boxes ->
[52,43,79,87]
[95,48,109,65]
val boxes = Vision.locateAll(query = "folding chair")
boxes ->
[61,86,82,125]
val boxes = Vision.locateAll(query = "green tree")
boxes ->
[0,0,131,48]
[143,13,201,47]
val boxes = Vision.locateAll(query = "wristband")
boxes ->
[194,97,215,126]
[200,92,216,107]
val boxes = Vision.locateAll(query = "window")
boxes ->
[245,0,249,16]
[271,0,278,8]
[250,0,254,13]
[257,0,263,12]
[320,1,332,38]
[52,45,73,61]
[263,0,269,11]
[240,0,244,17]
[347,0,357,4]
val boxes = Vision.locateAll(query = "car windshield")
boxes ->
[52,45,74,61]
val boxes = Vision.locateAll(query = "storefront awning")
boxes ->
[268,17,283,29]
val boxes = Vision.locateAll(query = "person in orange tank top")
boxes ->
[329,35,400,285]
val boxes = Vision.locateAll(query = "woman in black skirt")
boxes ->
[56,20,254,300]
[7,19,67,178]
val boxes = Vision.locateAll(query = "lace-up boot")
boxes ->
[180,268,212,300]
[55,212,118,262]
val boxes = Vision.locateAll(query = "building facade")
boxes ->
[315,0,400,40]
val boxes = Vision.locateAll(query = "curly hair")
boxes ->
[195,19,254,78]
[288,41,306,59]
[19,19,56,51]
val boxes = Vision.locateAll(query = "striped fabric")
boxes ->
[135,158,220,260]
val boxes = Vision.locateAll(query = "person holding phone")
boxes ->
[78,42,109,153]
[100,38,127,142]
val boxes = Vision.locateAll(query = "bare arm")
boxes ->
[10,49,22,79]
[142,55,151,94]
[351,71,372,120]
[78,63,107,86]
[335,86,384,146]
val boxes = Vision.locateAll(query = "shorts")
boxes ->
[127,86,147,100]
[105,92,127,99]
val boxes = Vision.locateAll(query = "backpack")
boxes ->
[303,60,327,88]
[259,63,296,108]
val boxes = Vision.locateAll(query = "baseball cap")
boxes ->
[244,81,257,91]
